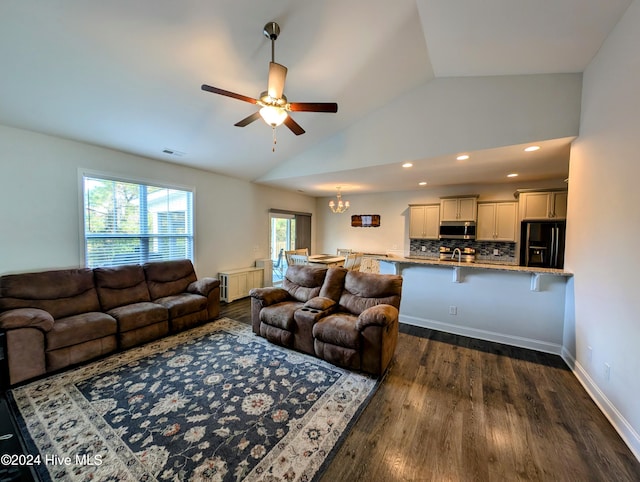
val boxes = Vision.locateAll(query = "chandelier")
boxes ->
[329,187,350,213]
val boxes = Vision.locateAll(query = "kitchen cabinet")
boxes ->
[440,196,477,221]
[477,202,517,242]
[519,191,567,220]
[409,204,440,239]
[218,267,264,302]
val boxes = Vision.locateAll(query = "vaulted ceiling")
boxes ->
[0,1,632,195]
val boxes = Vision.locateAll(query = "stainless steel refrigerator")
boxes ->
[519,221,566,269]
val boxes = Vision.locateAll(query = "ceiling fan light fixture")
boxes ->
[259,105,288,127]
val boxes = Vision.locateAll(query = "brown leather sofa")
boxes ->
[250,265,402,376]
[0,260,220,385]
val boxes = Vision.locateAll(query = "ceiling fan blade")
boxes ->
[267,62,287,99]
[288,102,338,113]
[234,111,261,127]
[201,84,258,104]
[284,115,305,136]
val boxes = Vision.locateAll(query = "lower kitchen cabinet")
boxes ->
[477,202,517,242]
[218,267,264,302]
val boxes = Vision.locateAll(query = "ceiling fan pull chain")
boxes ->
[272,126,277,152]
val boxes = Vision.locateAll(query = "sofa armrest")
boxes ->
[0,308,55,332]
[303,296,336,311]
[249,287,290,307]
[187,277,221,297]
[355,304,399,331]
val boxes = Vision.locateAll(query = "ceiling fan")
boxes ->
[201,22,338,138]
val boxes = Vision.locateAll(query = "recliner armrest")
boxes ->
[0,308,55,332]
[249,287,290,307]
[303,296,336,311]
[295,297,337,326]
[187,277,220,297]
[356,304,399,331]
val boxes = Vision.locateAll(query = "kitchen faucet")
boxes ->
[452,248,462,263]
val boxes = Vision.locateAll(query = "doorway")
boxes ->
[270,213,296,285]
[269,210,312,286]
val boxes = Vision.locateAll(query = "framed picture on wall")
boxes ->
[351,214,380,227]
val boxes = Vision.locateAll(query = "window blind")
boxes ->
[83,176,193,268]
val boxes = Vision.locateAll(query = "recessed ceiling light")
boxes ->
[524,145,540,152]
[456,154,470,161]
[418,181,427,186]
[507,173,518,178]
[402,162,413,168]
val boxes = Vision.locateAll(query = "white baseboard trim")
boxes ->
[399,315,563,355]
[561,347,640,462]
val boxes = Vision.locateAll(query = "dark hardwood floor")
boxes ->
[222,298,640,482]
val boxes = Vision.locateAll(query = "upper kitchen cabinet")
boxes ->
[519,191,568,220]
[477,202,517,242]
[409,204,440,239]
[440,196,478,221]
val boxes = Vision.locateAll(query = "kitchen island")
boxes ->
[377,256,573,355]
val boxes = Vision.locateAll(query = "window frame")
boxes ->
[78,169,196,268]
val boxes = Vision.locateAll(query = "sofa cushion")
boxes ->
[144,260,198,300]
[0,268,101,319]
[312,313,360,349]
[283,265,327,302]
[154,293,207,319]
[94,265,151,311]
[108,302,168,332]
[318,268,347,302]
[260,301,303,331]
[46,312,117,351]
[338,271,403,315]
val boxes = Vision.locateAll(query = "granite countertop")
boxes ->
[377,256,572,276]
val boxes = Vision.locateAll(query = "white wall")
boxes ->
[390,263,568,354]
[564,0,640,459]
[0,124,316,277]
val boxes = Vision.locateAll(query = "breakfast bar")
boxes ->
[377,256,573,355]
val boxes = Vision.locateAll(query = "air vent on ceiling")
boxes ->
[162,148,186,157]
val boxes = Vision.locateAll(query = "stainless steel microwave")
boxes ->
[439,221,476,240]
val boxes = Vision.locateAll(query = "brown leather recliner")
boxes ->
[313,270,403,376]
[94,265,169,350]
[0,259,221,385]
[143,259,220,332]
[249,265,329,355]
[250,265,403,376]
[0,268,118,384]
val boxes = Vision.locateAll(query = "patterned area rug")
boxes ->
[9,318,379,481]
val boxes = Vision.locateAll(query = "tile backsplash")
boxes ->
[409,238,517,264]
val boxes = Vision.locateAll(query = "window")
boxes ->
[83,174,193,268]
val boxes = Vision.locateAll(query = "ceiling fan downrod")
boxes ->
[263,22,280,63]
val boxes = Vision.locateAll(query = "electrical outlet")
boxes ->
[421,246,426,252]
[493,249,500,256]
[449,305,457,315]
[604,363,611,381]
